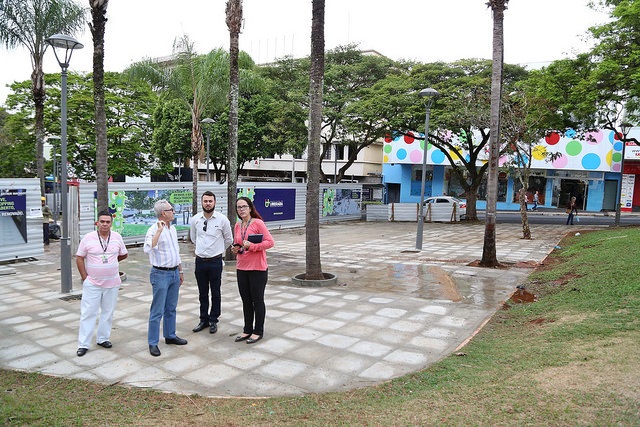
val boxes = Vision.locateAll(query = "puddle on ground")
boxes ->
[268,258,467,302]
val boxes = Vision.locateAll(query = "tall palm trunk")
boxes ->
[305,0,325,280]
[480,0,508,267]
[226,0,242,245]
[90,0,109,212]
[33,63,46,197]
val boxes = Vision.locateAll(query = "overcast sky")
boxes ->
[0,0,610,104]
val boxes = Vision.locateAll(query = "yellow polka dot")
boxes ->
[532,145,547,160]
[383,155,389,163]
[605,150,612,166]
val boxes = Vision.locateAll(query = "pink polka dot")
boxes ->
[553,155,568,168]
[612,163,621,172]
[585,130,603,144]
[410,150,423,163]
[499,156,507,166]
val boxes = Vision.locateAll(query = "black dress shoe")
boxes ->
[76,348,87,357]
[234,333,251,342]
[192,321,209,332]
[209,323,218,334]
[97,341,112,348]
[149,345,161,357]
[246,335,263,344]
[165,336,188,345]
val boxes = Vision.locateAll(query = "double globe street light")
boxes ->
[46,34,83,294]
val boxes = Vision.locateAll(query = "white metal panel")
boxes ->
[389,203,419,222]
[0,178,45,262]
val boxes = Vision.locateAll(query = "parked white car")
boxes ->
[423,196,467,222]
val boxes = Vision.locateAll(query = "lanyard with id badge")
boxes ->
[98,231,111,264]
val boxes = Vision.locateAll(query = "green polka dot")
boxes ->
[565,140,582,156]
[384,144,393,153]
[612,152,622,162]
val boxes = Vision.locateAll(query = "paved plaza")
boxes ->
[0,221,598,397]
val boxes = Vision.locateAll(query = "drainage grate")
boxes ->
[60,294,82,302]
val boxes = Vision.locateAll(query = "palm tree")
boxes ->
[480,0,508,267]
[0,0,85,197]
[226,0,242,241]
[128,37,229,214]
[89,0,108,212]
[305,0,325,280]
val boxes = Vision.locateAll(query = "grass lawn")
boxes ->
[2,227,639,426]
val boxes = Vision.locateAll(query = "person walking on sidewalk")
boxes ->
[144,200,187,357]
[41,197,52,245]
[75,211,128,357]
[189,191,233,334]
[231,197,274,344]
[532,191,539,211]
[566,196,578,225]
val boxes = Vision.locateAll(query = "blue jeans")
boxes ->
[148,268,180,345]
[194,257,223,323]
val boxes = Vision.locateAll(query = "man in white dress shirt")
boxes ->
[189,191,233,334]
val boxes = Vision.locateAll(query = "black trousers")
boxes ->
[236,269,268,336]
[194,257,223,323]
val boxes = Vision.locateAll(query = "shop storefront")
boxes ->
[382,127,640,212]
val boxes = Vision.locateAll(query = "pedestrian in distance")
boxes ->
[41,197,52,245]
[566,196,578,225]
[75,210,128,357]
[231,197,274,344]
[532,191,539,211]
[189,191,233,334]
[144,199,187,357]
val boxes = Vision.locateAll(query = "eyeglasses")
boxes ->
[203,219,208,232]
[237,205,250,210]
[163,208,174,212]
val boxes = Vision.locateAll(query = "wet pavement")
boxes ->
[0,221,603,397]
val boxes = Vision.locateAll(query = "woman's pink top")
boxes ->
[233,218,274,271]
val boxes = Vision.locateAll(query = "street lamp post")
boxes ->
[52,147,59,223]
[615,123,632,227]
[415,88,439,250]
[201,118,214,182]
[333,141,341,183]
[175,150,184,182]
[46,34,83,294]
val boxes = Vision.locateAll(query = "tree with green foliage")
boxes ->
[128,37,230,214]
[0,0,85,195]
[151,97,192,178]
[4,71,157,180]
[0,106,36,177]
[500,89,561,239]
[387,59,528,221]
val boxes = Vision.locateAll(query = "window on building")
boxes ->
[324,144,332,160]
[513,176,547,204]
[477,172,507,202]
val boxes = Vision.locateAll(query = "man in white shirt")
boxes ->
[189,191,233,334]
[144,199,187,357]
